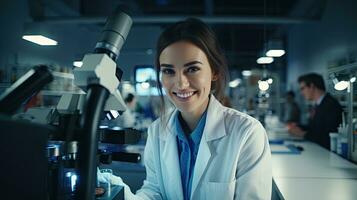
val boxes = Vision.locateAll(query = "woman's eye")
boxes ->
[161,68,175,75]
[187,66,200,73]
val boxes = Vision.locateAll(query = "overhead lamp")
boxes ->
[330,73,349,91]
[266,50,285,57]
[350,77,356,83]
[334,81,349,91]
[229,78,241,88]
[22,35,58,46]
[257,57,274,64]
[265,40,285,57]
[258,80,269,91]
[267,78,273,84]
[22,23,58,46]
[73,61,83,67]
[242,70,252,77]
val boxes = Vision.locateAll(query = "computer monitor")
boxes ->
[134,65,159,96]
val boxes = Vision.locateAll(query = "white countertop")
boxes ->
[274,178,357,200]
[272,141,357,179]
[266,121,357,200]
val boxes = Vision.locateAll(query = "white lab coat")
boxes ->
[123,95,272,200]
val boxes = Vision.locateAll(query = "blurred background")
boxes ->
[1,0,357,125]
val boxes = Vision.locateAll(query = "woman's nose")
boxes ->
[176,73,189,89]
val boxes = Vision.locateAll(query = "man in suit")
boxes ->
[288,73,343,149]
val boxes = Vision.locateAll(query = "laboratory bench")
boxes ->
[102,126,357,200]
[270,136,357,200]
[273,178,357,200]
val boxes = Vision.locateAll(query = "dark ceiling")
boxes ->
[28,0,326,70]
[79,0,295,16]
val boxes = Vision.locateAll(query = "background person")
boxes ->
[288,73,343,149]
[283,90,301,124]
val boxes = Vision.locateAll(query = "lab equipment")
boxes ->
[329,132,338,152]
[66,8,132,199]
[0,7,135,200]
[0,64,53,115]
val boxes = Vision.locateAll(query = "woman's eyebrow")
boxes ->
[184,61,203,67]
[160,64,174,68]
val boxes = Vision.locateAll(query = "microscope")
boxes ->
[0,8,138,200]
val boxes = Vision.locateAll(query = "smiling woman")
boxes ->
[155,18,228,108]
[115,18,272,200]
[159,41,216,131]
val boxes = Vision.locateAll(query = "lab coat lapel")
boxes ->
[190,138,211,199]
[190,96,226,199]
[161,111,184,200]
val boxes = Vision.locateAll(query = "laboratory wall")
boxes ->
[286,0,357,91]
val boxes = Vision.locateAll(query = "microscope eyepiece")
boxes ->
[95,10,132,61]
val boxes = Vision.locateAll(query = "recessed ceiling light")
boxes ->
[73,61,83,67]
[22,35,58,46]
[257,57,274,64]
[229,79,241,88]
[242,70,252,76]
[266,50,285,57]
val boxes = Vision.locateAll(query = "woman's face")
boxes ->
[159,41,216,116]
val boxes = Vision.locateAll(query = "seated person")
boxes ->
[288,73,342,149]
[283,91,300,124]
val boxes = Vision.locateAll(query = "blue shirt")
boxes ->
[175,111,207,200]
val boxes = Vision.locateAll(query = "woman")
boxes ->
[118,18,272,200]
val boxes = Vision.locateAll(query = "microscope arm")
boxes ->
[73,9,132,200]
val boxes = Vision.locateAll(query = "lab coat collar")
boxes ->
[203,95,227,141]
[159,95,227,142]
[159,95,227,199]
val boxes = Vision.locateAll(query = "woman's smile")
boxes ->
[173,91,198,101]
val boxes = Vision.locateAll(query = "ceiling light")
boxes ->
[267,78,273,84]
[73,61,83,67]
[334,81,349,91]
[258,80,269,91]
[266,50,285,57]
[242,70,252,77]
[257,57,274,64]
[330,73,349,91]
[265,40,285,57]
[350,77,356,83]
[22,35,58,46]
[229,79,241,88]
